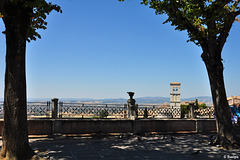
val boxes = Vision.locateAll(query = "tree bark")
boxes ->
[202,50,240,149]
[0,3,35,159]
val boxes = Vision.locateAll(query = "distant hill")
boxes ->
[0,96,213,104]
[99,96,213,104]
[136,97,170,104]
[21,96,212,104]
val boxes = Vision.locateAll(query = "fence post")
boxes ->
[189,103,195,119]
[51,98,59,119]
[47,101,51,118]
[124,104,127,119]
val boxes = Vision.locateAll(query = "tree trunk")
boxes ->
[202,50,240,149]
[0,4,35,159]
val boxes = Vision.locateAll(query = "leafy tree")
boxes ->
[195,99,199,109]
[199,103,208,109]
[119,0,240,149]
[0,0,61,159]
[180,104,189,118]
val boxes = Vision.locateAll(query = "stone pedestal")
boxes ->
[127,92,138,120]
[188,103,195,119]
[124,104,127,119]
[51,98,59,119]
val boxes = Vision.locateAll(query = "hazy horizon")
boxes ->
[0,96,213,106]
[0,95,213,101]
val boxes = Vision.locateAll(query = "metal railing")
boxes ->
[58,102,127,118]
[27,101,51,118]
[194,108,215,119]
[0,101,51,119]
[137,104,181,118]
[0,101,215,119]
[58,103,183,119]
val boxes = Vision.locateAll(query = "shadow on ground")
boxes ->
[28,133,240,160]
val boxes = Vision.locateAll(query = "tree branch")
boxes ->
[234,9,240,16]
[211,0,240,53]
[217,13,235,53]
[168,2,207,46]
[215,0,233,8]
[232,0,240,7]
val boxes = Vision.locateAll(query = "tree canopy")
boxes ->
[120,0,240,50]
[0,0,62,41]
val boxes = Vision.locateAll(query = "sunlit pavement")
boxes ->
[19,133,240,160]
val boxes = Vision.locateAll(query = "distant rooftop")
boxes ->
[170,82,181,85]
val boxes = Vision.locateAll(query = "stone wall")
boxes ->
[0,119,217,136]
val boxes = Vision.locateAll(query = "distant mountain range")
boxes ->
[10,96,212,104]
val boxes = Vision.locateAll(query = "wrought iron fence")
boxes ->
[58,103,183,119]
[58,102,127,118]
[194,108,215,119]
[0,101,215,119]
[137,104,181,118]
[27,102,51,118]
[0,101,51,119]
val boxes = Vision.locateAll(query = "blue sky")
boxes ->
[0,0,240,99]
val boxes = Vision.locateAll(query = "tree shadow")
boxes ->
[23,134,240,159]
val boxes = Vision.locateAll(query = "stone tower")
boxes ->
[170,82,181,109]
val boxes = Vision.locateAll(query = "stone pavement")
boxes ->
[1,133,240,160]
[27,133,240,160]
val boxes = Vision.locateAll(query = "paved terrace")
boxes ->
[1,133,239,160]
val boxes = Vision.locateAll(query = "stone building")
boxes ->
[181,100,205,106]
[170,82,181,109]
[161,102,170,108]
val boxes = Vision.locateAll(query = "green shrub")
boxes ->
[181,105,189,118]
[199,103,208,109]
[99,110,108,119]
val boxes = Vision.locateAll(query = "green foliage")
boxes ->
[92,115,100,119]
[199,103,208,109]
[144,107,148,119]
[194,99,208,109]
[181,102,207,118]
[99,110,108,119]
[181,105,189,118]
[0,0,62,42]
[144,0,239,45]
[27,0,62,42]
[195,99,199,109]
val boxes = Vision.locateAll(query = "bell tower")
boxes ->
[170,82,181,109]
